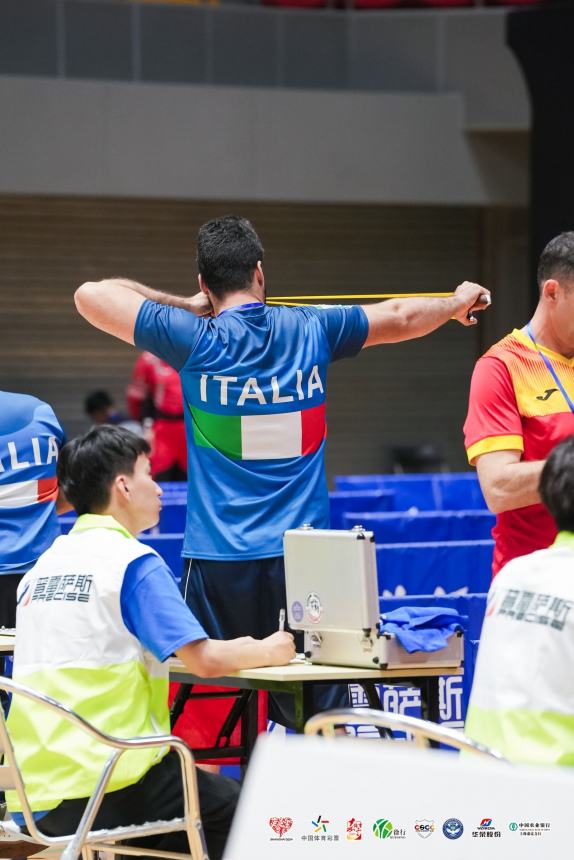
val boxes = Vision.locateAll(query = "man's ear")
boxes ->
[542,279,559,302]
[198,274,209,295]
[114,473,131,501]
[256,262,264,287]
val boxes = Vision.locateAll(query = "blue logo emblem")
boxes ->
[443,818,464,840]
[291,601,304,622]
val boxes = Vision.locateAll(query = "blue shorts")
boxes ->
[181,556,349,727]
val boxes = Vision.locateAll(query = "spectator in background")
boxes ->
[127,352,187,481]
[84,389,142,436]
[0,390,69,629]
[464,232,574,576]
[465,434,574,765]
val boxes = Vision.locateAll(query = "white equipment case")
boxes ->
[283,525,463,670]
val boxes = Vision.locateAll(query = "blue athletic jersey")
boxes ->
[0,392,65,575]
[121,552,207,661]
[135,302,369,559]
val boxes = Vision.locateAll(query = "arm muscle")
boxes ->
[361,282,490,348]
[475,450,544,514]
[75,278,212,345]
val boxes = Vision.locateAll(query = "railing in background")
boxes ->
[63,0,543,8]
[0,0,535,94]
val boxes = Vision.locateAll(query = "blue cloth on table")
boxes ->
[379,605,467,653]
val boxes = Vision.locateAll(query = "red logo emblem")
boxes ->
[269,817,293,838]
[347,818,362,840]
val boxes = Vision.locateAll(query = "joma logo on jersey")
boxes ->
[536,388,559,401]
[199,365,324,407]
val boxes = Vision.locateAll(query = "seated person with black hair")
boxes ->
[84,389,141,435]
[6,425,295,860]
[466,433,574,765]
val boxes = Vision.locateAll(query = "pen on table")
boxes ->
[278,608,286,632]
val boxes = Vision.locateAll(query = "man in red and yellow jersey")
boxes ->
[464,232,574,576]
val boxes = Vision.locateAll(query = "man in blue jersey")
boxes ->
[74,215,490,723]
[0,391,68,629]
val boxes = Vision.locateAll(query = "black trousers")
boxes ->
[0,574,20,719]
[29,751,239,860]
[0,574,22,628]
[182,556,349,728]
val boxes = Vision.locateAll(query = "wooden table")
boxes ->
[169,657,463,767]
[0,633,461,767]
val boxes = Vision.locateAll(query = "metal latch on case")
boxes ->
[309,632,323,649]
[360,630,374,652]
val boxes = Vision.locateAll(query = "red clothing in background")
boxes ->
[127,352,187,478]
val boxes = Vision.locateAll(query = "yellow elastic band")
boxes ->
[267,292,452,304]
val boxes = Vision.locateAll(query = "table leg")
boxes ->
[240,690,260,777]
[419,676,440,748]
[292,683,308,733]
[420,677,440,724]
[170,682,193,729]
[358,682,391,739]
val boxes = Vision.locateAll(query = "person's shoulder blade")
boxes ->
[134,301,204,372]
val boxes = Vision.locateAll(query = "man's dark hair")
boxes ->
[84,389,113,417]
[537,232,574,291]
[58,425,150,516]
[197,215,264,298]
[539,435,574,532]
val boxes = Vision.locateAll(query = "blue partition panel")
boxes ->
[334,472,486,512]
[329,489,394,530]
[344,509,495,543]
[335,474,438,510]
[437,474,486,510]
[151,502,187,534]
[376,540,493,596]
[158,481,187,502]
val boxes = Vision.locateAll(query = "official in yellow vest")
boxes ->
[7,425,295,860]
[465,434,574,764]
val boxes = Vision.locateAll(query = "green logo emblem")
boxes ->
[373,819,394,839]
[509,822,519,832]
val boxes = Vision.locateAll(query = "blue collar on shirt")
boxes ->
[217,302,264,317]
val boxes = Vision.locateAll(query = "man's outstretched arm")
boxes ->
[176,631,296,679]
[74,278,212,345]
[361,281,491,348]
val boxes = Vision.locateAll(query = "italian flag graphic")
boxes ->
[190,403,326,460]
[0,477,58,509]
